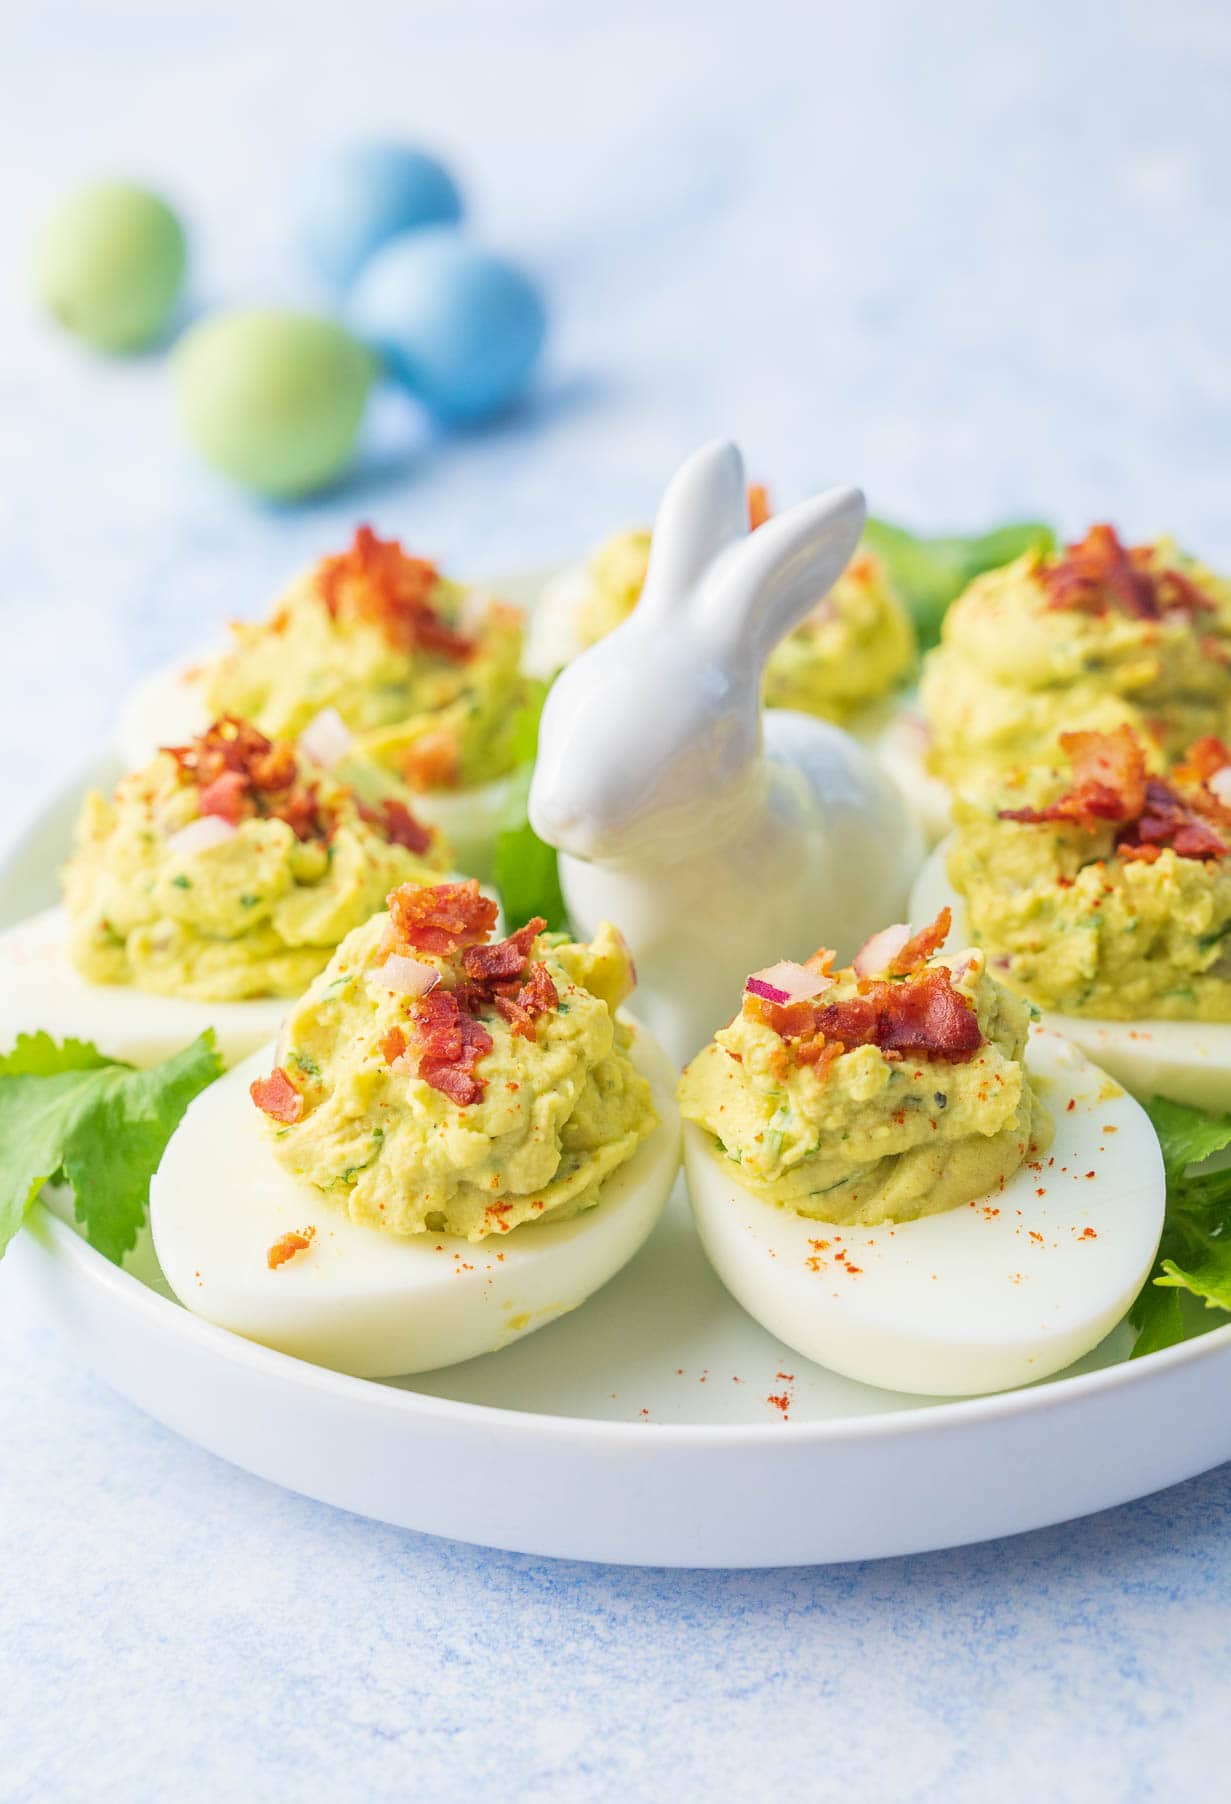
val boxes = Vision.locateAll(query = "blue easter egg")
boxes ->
[346,231,547,424]
[302,141,463,291]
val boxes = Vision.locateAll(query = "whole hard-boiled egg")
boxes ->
[912,841,1231,1111]
[151,1026,680,1378]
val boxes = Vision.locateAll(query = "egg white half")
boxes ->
[150,1025,682,1378]
[0,905,286,1069]
[874,702,953,845]
[685,1027,1163,1397]
[912,841,1231,1112]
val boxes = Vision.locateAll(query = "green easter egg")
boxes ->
[174,311,374,499]
[36,182,187,353]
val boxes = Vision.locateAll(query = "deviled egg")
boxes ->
[0,715,449,1068]
[678,910,1164,1395]
[151,880,681,1376]
[912,726,1231,1110]
[121,525,533,876]
[891,523,1231,837]
[529,485,917,733]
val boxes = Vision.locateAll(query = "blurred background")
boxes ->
[3,0,1229,821]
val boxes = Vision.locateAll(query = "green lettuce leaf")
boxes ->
[0,1031,223,1264]
[863,517,1057,650]
[494,817,568,933]
[492,673,568,932]
[1129,1097,1231,1356]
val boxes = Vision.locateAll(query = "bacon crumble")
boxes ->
[1040,524,1213,620]
[1000,727,1230,861]
[250,1067,304,1124]
[317,525,474,660]
[378,886,561,1100]
[387,879,499,955]
[166,716,437,853]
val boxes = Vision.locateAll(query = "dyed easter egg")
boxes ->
[174,310,374,499]
[346,230,547,424]
[36,182,187,352]
[302,141,463,291]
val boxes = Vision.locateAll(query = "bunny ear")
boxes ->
[692,484,867,667]
[634,440,750,627]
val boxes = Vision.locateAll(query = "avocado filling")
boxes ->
[64,716,449,1000]
[252,880,656,1242]
[678,910,1050,1226]
[922,526,1231,797]
[948,726,1231,1019]
[205,525,528,791]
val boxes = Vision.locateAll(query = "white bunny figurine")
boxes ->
[528,439,923,1065]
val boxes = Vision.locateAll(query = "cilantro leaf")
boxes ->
[862,517,1056,650]
[0,1031,112,1076]
[1130,1098,1231,1356]
[0,1031,223,1264]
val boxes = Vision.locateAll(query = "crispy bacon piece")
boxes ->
[166,716,330,841]
[866,970,982,1059]
[1000,728,1229,860]
[1000,727,1147,829]
[409,989,494,1104]
[317,525,473,660]
[357,797,435,856]
[1124,779,1227,860]
[380,1025,408,1065]
[756,968,981,1065]
[747,484,771,531]
[387,880,498,955]
[492,961,560,1040]
[1040,524,1212,620]
[1172,736,1231,790]
[267,1228,314,1269]
[462,918,545,983]
[890,907,952,974]
[250,1067,303,1124]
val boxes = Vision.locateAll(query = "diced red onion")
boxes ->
[745,960,835,1005]
[167,815,238,857]
[1209,766,1231,807]
[370,954,439,997]
[852,923,911,977]
[298,706,353,770]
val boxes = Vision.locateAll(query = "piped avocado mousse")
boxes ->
[64,716,449,1000]
[575,485,916,727]
[677,908,1050,1226]
[250,880,657,1242]
[947,726,1231,1020]
[921,524,1231,797]
[206,525,527,792]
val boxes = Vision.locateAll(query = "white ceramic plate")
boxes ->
[8,737,1231,1568]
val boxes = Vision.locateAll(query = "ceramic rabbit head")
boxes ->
[529,440,866,864]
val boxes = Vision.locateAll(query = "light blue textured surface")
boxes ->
[3,3,1231,1797]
